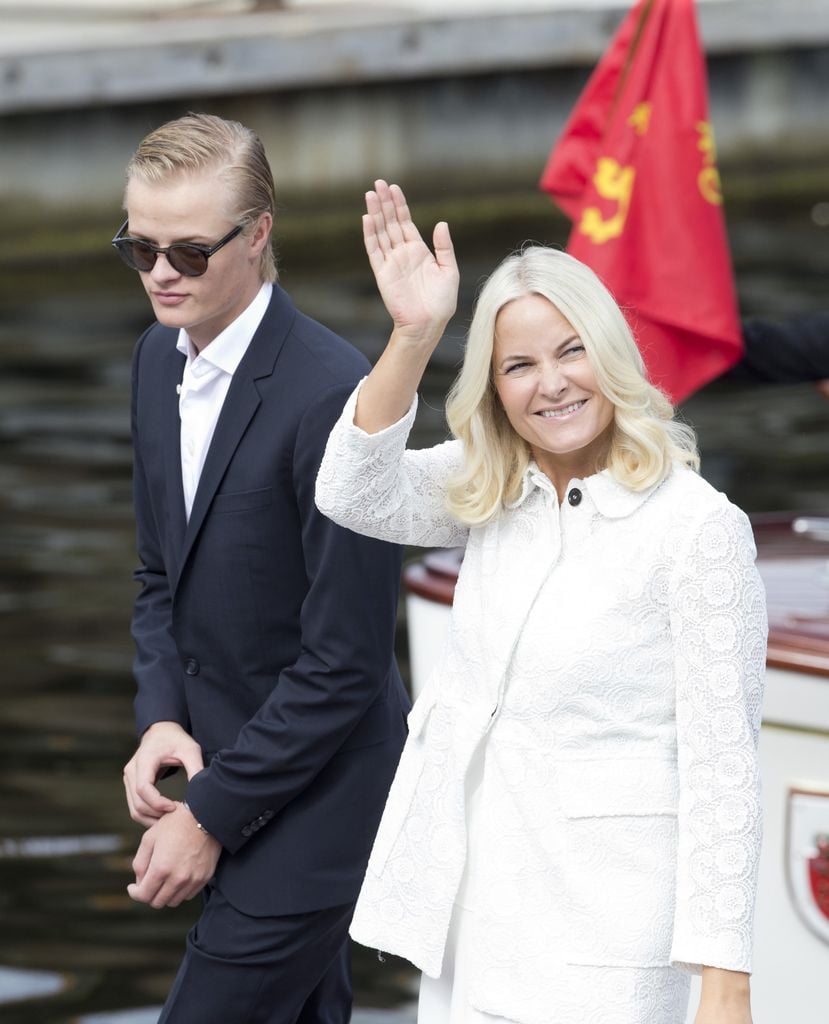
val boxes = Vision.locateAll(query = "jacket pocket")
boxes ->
[557,757,679,968]
[211,486,273,514]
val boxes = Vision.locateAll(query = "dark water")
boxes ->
[0,195,827,1021]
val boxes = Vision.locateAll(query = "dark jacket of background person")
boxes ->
[730,312,829,384]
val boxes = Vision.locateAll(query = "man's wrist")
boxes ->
[180,800,211,838]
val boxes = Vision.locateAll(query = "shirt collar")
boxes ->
[176,282,273,375]
[507,461,665,518]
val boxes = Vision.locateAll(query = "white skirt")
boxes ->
[418,899,518,1024]
[417,742,515,1023]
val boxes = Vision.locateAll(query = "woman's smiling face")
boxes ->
[492,293,615,490]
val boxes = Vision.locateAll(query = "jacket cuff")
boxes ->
[184,768,271,855]
[339,377,418,444]
[670,932,752,976]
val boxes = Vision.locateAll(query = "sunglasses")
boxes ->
[111,220,244,277]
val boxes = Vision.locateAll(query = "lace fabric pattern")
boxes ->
[315,384,468,550]
[316,383,767,1024]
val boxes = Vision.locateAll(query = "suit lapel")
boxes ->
[175,286,296,586]
[161,345,188,580]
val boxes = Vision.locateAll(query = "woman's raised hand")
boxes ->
[350,181,459,433]
[364,180,459,346]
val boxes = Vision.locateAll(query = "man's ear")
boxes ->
[249,212,273,258]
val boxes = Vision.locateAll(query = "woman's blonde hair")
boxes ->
[445,246,699,525]
[124,112,277,282]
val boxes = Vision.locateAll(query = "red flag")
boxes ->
[540,0,742,403]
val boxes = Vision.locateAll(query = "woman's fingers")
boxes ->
[376,180,405,247]
[367,180,423,255]
[363,213,386,277]
[365,188,391,256]
[389,184,419,244]
[432,220,457,273]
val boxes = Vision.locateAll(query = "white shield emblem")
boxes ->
[786,787,829,944]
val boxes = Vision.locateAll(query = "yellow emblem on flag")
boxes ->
[628,102,652,136]
[579,158,636,244]
[696,121,723,205]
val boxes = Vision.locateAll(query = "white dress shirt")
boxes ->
[316,382,767,1024]
[177,284,272,518]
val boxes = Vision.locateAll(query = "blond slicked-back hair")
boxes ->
[444,246,699,525]
[125,112,277,282]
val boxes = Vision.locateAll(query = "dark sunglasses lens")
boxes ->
[115,239,156,272]
[167,245,209,277]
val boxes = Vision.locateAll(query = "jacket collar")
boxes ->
[507,463,667,519]
[175,282,273,376]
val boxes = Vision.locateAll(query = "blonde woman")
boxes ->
[316,181,766,1024]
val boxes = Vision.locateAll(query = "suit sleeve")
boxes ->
[130,331,190,736]
[668,501,767,973]
[184,382,404,853]
[729,312,829,384]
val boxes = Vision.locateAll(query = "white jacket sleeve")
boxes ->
[669,499,767,974]
[315,379,470,549]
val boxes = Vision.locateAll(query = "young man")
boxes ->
[116,113,408,1023]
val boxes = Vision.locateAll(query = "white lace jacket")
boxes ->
[316,384,767,1022]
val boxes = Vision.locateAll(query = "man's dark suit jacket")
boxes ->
[130,284,409,917]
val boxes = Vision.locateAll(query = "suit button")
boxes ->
[184,659,200,676]
[262,810,274,821]
[567,487,582,507]
[241,825,253,837]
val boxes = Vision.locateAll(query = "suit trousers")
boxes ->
[157,883,354,1024]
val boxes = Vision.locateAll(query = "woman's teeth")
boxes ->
[539,400,585,419]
